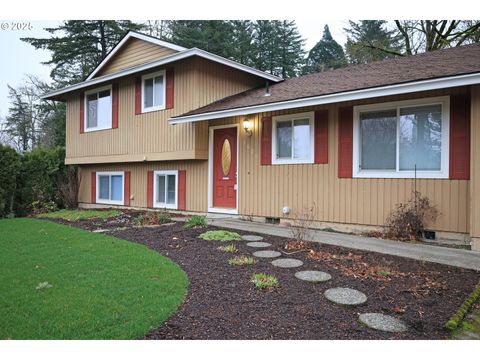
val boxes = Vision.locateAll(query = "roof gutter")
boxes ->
[41,49,282,100]
[169,72,480,124]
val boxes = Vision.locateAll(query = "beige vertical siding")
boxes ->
[66,57,264,164]
[96,38,178,77]
[470,85,480,238]
[209,87,471,233]
[79,161,208,212]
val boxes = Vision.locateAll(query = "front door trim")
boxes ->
[208,123,239,214]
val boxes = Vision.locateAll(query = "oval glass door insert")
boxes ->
[221,139,232,177]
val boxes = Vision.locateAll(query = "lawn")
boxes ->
[37,209,121,221]
[0,218,188,339]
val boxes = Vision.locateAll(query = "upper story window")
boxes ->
[353,96,450,179]
[85,85,112,132]
[142,70,165,113]
[272,112,314,164]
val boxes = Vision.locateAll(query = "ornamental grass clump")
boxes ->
[250,273,279,290]
[217,244,238,253]
[184,215,207,229]
[199,230,241,241]
[228,255,256,266]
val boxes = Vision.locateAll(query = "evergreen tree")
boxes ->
[303,25,347,74]
[169,21,235,59]
[230,20,255,67]
[21,20,144,84]
[345,20,402,64]
[275,20,306,78]
[252,20,305,78]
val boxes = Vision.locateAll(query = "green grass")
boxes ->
[228,255,256,266]
[184,215,207,229]
[37,209,121,221]
[199,230,241,241]
[250,273,279,289]
[0,218,188,339]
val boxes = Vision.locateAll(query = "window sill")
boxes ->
[271,158,314,165]
[353,170,449,179]
[153,203,177,209]
[96,199,124,206]
[141,106,166,114]
[84,126,113,133]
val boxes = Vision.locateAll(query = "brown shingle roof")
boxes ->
[175,43,480,118]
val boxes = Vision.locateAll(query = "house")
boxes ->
[42,31,480,251]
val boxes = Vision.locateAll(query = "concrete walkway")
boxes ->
[201,217,480,271]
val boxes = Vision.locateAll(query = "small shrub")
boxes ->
[250,273,279,290]
[217,244,238,253]
[184,215,207,228]
[384,191,438,241]
[31,199,58,215]
[228,255,256,266]
[289,203,317,242]
[134,211,171,226]
[199,230,241,241]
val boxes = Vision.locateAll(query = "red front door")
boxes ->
[212,127,237,209]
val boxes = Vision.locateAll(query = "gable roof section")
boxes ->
[169,43,480,124]
[87,31,186,80]
[42,46,282,101]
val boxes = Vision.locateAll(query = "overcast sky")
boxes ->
[0,20,349,119]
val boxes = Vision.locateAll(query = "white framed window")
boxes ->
[85,85,112,132]
[142,70,166,113]
[271,111,314,164]
[96,171,124,205]
[153,170,178,209]
[353,96,450,179]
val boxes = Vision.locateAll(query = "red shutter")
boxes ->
[166,68,174,109]
[79,93,85,134]
[338,106,353,178]
[112,83,119,128]
[124,171,131,206]
[91,172,96,204]
[135,77,142,115]
[147,170,154,208]
[314,109,329,164]
[450,93,471,180]
[261,116,272,165]
[178,170,186,211]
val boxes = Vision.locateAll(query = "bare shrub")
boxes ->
[288,203,317,242]
[384,191,438,241]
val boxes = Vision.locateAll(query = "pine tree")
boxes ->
[230,20,255,66]
[169,21,235,59]
[21,20,144,84]
[252,20,305,78]
[345,20,402,64]
[303,25,347,74]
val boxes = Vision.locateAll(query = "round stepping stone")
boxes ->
[246,241,271,248]
[359,313,408,333]
[241,235,264,242]
[295,270,331,282]
[271,258,303,268]
[252,250,281,258]
[324,287,367,306]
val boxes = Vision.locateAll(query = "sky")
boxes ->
[0,20,349,119]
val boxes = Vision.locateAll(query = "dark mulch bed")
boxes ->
[43,214,480,339]
[106,223,479,340]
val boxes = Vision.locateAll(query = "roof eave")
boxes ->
[169,72,480,124]
[41,49,282,101]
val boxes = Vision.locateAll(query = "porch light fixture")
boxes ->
[243,117,253,136]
